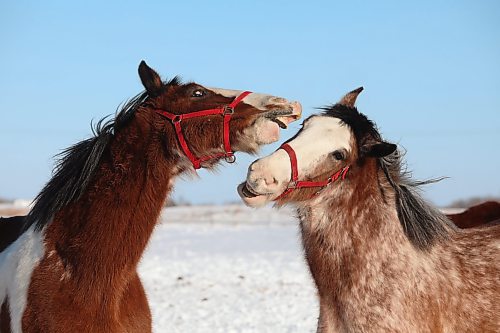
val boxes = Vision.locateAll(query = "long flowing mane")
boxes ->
[323,105,456,250]
[24,77,183,233]
[24,91,148,232]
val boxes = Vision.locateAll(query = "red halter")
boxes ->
[153,91,251,169]
[274,143,350,201]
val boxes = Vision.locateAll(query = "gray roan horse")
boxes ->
[239,88,499,332]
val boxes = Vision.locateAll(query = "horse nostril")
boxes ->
[264,176,277,186]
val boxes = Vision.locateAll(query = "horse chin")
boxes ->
[252,111,302,146]
[237,182,271,207]
[254,118,281,145]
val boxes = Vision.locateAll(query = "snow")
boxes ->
[139,205,318,333]
[0,202,467,332]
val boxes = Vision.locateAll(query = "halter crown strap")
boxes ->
[280,143,298,183]
[274,143,349,201]
[153,91,251,169]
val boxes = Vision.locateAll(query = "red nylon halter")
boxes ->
[273,143,350,201]
[153,91,251,169]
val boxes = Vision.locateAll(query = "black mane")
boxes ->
[24,91,149,232]
[23,76,184,233]
[322,104,382,145]
[322,104,456,250]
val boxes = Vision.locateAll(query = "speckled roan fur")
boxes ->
[273,91,500,333]
[296,169,499,333]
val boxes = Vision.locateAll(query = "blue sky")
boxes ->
[1,1,499,206]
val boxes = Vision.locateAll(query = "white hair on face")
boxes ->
[285,116,352,177]
[241,115,353,202]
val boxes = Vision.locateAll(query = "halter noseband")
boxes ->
[153,91,251,169]
[273,143,350,201]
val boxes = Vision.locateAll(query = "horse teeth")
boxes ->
[272,118,287,129]
[242,184,258,198]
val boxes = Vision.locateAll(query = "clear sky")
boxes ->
[1,1,499,206]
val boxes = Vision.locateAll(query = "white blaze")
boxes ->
[262,116,352,184]
[241,115,353,206]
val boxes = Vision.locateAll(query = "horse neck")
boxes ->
[298,160,499,331]
[298,159,420,293]
[44,111,178,286]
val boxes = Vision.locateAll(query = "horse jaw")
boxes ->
[251,102,302,144]
[248,117,281,145]
[236,109,302,152]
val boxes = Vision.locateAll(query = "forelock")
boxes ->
[320,104,382,146]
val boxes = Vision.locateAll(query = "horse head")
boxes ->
[238,87,396,207]
[137,61,302,169]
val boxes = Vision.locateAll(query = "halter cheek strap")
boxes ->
[153,91,252,169]
[273,143,349,201]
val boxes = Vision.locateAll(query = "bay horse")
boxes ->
[0,61,301,333]
[238,88,499,332]
[447,201,500,229]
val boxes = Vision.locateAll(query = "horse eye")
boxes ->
[332,151,344,161]
[191,89,206,97]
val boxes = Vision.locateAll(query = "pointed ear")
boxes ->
[138,60,163,96]
[338,87,363,108]
[360,141,397,158]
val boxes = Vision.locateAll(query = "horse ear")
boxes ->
[339,87,364,108]
[360,140,397,158]
[138,60,163,96]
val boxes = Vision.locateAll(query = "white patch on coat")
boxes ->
[246,116,352,196]
[0,225,45,333]
[207,87,287,111]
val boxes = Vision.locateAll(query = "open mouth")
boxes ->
[240,182,259,198]
[239,182,274,199]
[271,118,288,129]
[266,109,301,129]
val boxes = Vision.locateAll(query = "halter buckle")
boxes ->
[172,115,182,123]
[225,154,236,163]
[287,181,298,189]
[223,106,234,115]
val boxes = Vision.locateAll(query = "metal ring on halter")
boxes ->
[287,181,298,189]
[225,154,236,163]
[223,106,234,115]
[172,115,182,123]
[152,91,251,169]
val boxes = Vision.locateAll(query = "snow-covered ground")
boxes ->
[0,202,467,332]
[140,205,318,333]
